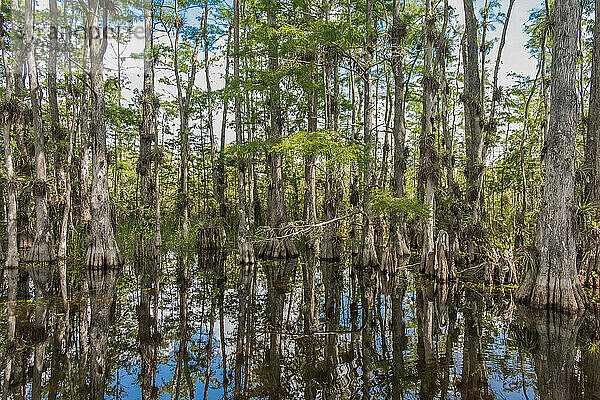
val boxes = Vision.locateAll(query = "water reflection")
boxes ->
[2,250,600,399]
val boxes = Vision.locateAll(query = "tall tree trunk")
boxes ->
[420,0,438,275]
[463,0,485,261]
[86,1,122,397]
[358,0,378,269]
[320,6,342,261]
[80,34,92,227]
[218,30,231,219]
[234,0,254,265]
[86,0,121,269]
[258,0,298,260]
[386,0,411,271]
[139,0,156,216]
[1,17,19,400]
[203,0,221,219]
[516,0,586,312]
[25,0,55,269]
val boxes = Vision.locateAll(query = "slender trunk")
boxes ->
[420,0,438,275]
[138,9,158,393]
[139,0,156,213]
[80,34,92,227]
[25,0,54,268]
[234,0,254,265]
[387,0,410,269]
[203,0,220,217]
[359,0,378,268]
[516,62,541,249]
[1,17,18,399]
[488,0,515,133]
[218,29,231,219]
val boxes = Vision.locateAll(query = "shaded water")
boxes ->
[1,249,600,399]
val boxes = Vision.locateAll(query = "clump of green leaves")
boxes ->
[371,189,429,218]
[273,130,361,164]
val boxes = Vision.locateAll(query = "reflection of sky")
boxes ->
[107,262,544,399]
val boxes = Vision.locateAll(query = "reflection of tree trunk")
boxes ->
[323,261,342,399]
[580,304,600,399]
[138,255,159,400]
[31,288,48,400]
[47,315,67,400]
[417,282,437,399]
[360,267,376,400]
[234,260,253,398]
[217,254,229,399]
[459,297,490,400]
[523,308,582,400]
[438,282,457,399]
[88,267,120,400]
[78,274,90,398]
[266,259,297,399]
[391,267,407,400]
[302,252,317,400]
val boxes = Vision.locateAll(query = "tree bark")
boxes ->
[516,0,586,312]
[359,0,379,269]
[234,0,255,266]
[1,16,19,399]
[386,0,411,271]
[463,0,485,254]
[25,0,55,270]
[420,0,438,275]
[86,0,122,269]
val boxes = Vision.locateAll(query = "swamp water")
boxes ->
[1,250,600,399]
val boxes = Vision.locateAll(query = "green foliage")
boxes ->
[273,130,361,162]
[371,189,429,219]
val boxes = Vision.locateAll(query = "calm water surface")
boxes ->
[1,249,599,399]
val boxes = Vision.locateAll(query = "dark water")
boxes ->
[1,250,600,399]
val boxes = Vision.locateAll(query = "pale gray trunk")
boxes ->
[1,19,18,399]
[80,34,92,227]
[386,0,411,270]
[203,0,220,217]
[359,0,378,268]
[234,0,254,265]
[86,0,121,268]
[25,0,55,270]
[516,0,586,312]
[258,2,298,259]
[420,0,437,275]
[139,0,156,212]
